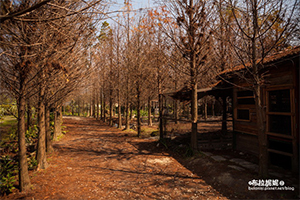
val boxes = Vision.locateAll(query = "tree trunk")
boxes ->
[94,95,97,118]
[100,89,103,120]
[204,101,208,121]
[82,100,85,117]
[26,101,32,130]
[118,90,122,129]
[173,80,179,124]
[159,94,164,140]
[251,1,268,177]
[175,100,179,124]
[189,0,198,151]
[71,102,74,116]
[191,81,198,151]
[254,86,268,178]
[158,60,164,140]
[87,103,90,117]
[53,105,62,141]
[37,86,48,170]
[103,96,106,122]
[45,106,53,153]
[212,99,215,117]
[137,84,141,137]
[78,99,81,116]
[109,90,113,126]
[17,93,31,191]
[130,104,133,119]
[148,96,152,126]
[96,93,99,120]
[60,106,62,124]
[90,98,93,118]
[125,102,130,130]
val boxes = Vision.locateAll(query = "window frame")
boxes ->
[235,89,254,122]
[236,108,251,121]
[266,87,294,139]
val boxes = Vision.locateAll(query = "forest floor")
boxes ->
[3,116,299,199]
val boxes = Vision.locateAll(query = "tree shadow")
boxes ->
[60,116,298,199]
[132,137,299,199]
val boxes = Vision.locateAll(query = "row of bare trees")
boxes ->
[79,3,187,140]
[0,0,106,192]
[76,0,299,179]
[1,1,298,193]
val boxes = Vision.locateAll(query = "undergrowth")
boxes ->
[0,155,17,195]
[0,124,38,195]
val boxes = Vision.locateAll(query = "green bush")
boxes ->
[25,125,38,145]
[140,109,148,117]
[50,112,55,121]
[28,156,37,170]
[150,131,159,137]
[0,127,18,153]
[0,107,5,119]
[0,104,17,117]
[0,156,17,195]
[8,126,17,141]
[131,109,148,117]
[1,124,38,154]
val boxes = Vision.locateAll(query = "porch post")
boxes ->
[222,95,227,134]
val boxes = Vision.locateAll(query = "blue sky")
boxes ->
[105,0,156,25]
[111,0,154,10]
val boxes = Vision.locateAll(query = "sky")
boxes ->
[112,0,154,10]
[105,0,157,25]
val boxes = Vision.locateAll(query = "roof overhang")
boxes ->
[165,82,233,101]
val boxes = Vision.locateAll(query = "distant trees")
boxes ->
[81,4,176,139]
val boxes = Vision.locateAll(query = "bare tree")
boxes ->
[160,0,215,150]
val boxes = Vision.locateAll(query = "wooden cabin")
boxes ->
[168,46,299,172]
[229,47,300,172]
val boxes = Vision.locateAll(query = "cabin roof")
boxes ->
[166,46,300,101]
[219,46,300,76]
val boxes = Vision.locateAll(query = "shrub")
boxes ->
[0,127,18,153]
[25,125,38,145]
[0,104,17,117]
[0,107,5,119]
[0,156,17,195]
[131,109,148,118]
[28,156,37,170]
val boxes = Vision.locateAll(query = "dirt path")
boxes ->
[5,116,226,200]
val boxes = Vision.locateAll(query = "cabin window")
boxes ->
[269,115,291,135]
[237,90,255,105]
[267,89,292,136]
[237,109,250,120]
[269,89,290,112]
[268,137,293,153]
[237,90,253,97]
[266,87,295,171]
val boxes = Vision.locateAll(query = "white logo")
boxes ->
[248,179,293,191]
